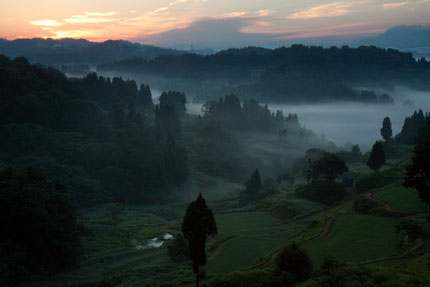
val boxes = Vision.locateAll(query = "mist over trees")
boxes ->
[99,45,430,103]
[0,55,188,207]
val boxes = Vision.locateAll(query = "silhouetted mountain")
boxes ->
[0,38,187,66]
[352,26,430,49]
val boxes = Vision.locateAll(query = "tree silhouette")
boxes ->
[305,153,348,183]
[367,141,386,172]
[381,116,393,142]
[403,142,430,219]
[182,193,217,287]
[244,169,262,198]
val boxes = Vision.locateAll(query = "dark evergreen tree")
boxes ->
[403,141,430,219]
[351,144,362,158]
[244,169,262,198]
[138,83,153,108]
[416,114,430,144]
[367,141,386,172]
[154,104,181,139]
[159,91,186,117]
[182,193,217,287]
[381,116,393,142]
[395,110,426,144]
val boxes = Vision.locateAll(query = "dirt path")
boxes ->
[207,236,238,261]
[304,214,342,245]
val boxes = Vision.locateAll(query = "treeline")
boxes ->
[98,45,430,102]
[395,109,430,144]
[202,95,300,131]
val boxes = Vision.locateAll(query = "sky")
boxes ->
[0,0,429,48]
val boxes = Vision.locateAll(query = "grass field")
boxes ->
[189,170,242,201]
[207,211,306,274]
[307,214,403,265]
[373,184,426,214]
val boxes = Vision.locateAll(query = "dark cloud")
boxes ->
[134,17,296,49]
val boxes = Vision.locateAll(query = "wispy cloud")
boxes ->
[215,10,276,19]
[64,12,118,24]
[216,11,249,19]
[153,0,189,13]
[382,1,409,8]
[85,11,116,16]
[64,16,118,24]
[382,2,409,8]
[255,9,276,17]
[29,19,64,27]
[286,2,355,19]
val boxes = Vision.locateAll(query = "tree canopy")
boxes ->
[305,153,348,183]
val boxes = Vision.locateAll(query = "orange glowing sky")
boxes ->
[0,0,429,47]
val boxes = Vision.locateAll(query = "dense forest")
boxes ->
[98,45,430,102]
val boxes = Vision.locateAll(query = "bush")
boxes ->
[275,243,312,283]
[167,234,189,263]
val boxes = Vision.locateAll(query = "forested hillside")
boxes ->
[98,45,430,102]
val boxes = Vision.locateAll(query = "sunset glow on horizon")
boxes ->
[1,0,429,47]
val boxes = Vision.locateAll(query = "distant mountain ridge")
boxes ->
[352,25,430,49]
[0,38,188,66]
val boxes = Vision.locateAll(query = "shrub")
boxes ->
[275,243,312,283]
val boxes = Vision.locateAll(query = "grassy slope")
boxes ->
[21,144,430,287]
[207,211,305,274]
[306,214,403,265]
[373,184,426,214]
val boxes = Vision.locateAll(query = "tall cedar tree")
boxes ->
[182,193,217,287]
[403,142,430,219]
[244,169,262,198]
[381,116,393,142]
[367,141,386,171]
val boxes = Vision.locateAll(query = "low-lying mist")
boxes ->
[186,86,430,152]
[78,71,430,152]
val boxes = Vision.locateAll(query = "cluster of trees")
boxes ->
[0,55,189,207]
[99,45,430,102]
[77,72,153,109]
[202,94,299,131]
[296,153,349,205]
[395,110,429,144]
